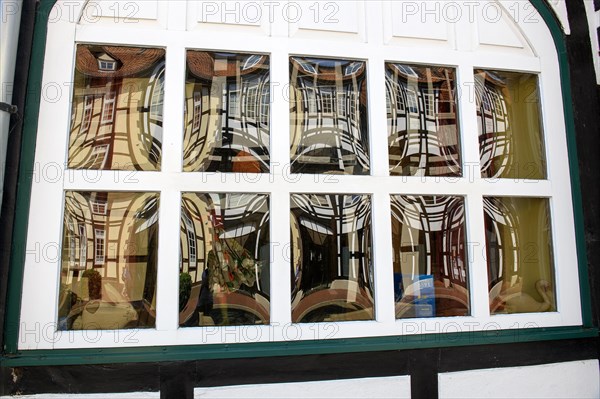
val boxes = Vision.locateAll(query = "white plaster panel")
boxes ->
[439,360,600,399]
[288,1,366,42]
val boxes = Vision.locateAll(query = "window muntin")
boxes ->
[182,51,270,173]
[58,191,159,331]
[68,45,165,171]
[179,193,270,327]
[475,70,546,179]
[289,57,369,175]
[385,63,461,177]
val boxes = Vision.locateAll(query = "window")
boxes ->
[14,2,586,353]
[101,91,116,124]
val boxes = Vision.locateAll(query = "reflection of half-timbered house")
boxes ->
[179,193,270,326]
[390,195,468,317]
[59,191,158,330]
[290,57,369,175]
[68,46,165,171]
[290,194,374,322]
[385,64,461,176]
[183,52,270,173]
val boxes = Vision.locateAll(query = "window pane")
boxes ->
[386,63,461,177]
[476,70,546,179]
[484,197,556,314]
[391,195,469,318]
[183,51,270,173]
[290,194,374,322]
[59,191,159,330]
[68,45,165,171]
[179,193,270,326]
[290,57,370,175]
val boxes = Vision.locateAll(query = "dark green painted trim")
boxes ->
[1,0,596,365]
[531,0,594,328]
[1,326,597,367]
[3,0,57,354]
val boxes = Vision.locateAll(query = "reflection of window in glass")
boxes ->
[183,51,270,173]
[475,70,546,179]
[337,93,346,116]
[391,195,469,319]
[484,197,555,315]
[98,60,116,71]
[68,44,165,171]
[344,62,363,75]
[192,92,202,133]
[182,213,197,268]
[290,56,369,175]
[91,200,107,215]
[101,91,116,124]
[60,191,159,330]
[228,90,240,118]
[80,96,94,134]
[321,90,333,114]
[78,224,87,269]
[90,145,109,169]
[423,92,435,118]
[386,63,461,177]
[290,193,374,323]
[179,193,270,327]
[94,229,105,265]
[245,86,258,119]
[406,89,418,114]
[68,220,76,268]
[150,69,164,122]
[260,85,270,125]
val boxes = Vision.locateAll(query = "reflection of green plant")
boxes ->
[82,269,102,300]
[207,228,259,292]
[179,272,192,311]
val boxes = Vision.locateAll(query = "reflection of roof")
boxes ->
[291,57,366,83]
[76,45,165,78]
[187,52,268,80]
[385,63,453,84]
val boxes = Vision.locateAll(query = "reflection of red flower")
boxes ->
[228,272,234,281]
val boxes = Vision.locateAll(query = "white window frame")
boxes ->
[101,91,116,124]
[94,229,105,266]
[18,1,583,350]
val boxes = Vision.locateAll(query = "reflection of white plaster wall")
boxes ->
[439,359,600,399]
[547,0,570,35]
[0,0,23,210]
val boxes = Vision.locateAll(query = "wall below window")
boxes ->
[0,361,597,398]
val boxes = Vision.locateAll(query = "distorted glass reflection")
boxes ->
[290,194,374,322]
[386,63,461,176]
[183,51,270,173]
[68,45,165,171]
[179,193,270,326]
[391,195,469,318]
[290,57,370,175]
[58,191,159,330]
[475,70,546,179]
[485,197,556,314]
